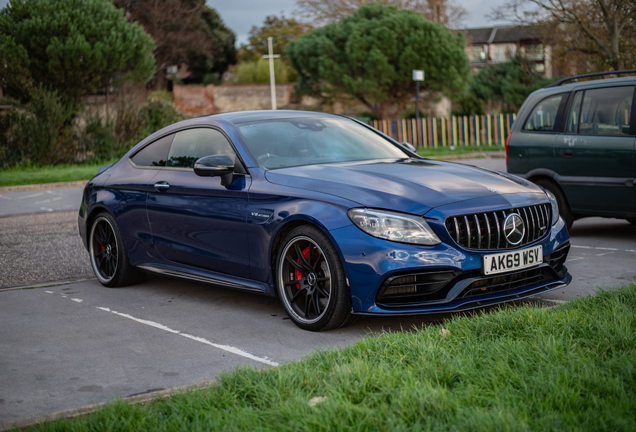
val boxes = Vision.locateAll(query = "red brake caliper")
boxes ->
[295,247,310,290]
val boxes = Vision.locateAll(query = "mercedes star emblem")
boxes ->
[504,213,525,245]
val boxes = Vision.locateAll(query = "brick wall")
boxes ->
[173,83,299,116]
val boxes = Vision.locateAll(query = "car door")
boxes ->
[554,85,636,215]
[146,127,252,277]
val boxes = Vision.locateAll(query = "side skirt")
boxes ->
[136,263,273,295]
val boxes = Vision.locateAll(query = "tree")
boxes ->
[470,55,553,113]
[238,15,311,82]
[295,0,467,28]
[0,0,156,104]
[491,0,636,72]
[112,0,237,88]
[287,3,470,119]
[240,15,312,63]
[177,5,237,84]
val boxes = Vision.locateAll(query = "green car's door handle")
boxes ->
[560,149,574,158]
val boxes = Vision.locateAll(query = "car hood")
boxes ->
[265,158,544,215]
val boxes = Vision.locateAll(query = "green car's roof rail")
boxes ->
[545,70,636,88]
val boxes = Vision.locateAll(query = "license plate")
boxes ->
[482,246,543,275]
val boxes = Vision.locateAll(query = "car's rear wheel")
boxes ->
[276,226,351,331]
[89,213,145,287]
[534,179,574,231]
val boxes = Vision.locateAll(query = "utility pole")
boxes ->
[263,37,281,110]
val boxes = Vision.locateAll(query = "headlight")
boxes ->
[545,190,559,226]
[347,208,441,245]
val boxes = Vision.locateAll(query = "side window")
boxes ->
[571,86,633,136]
[167,128,237,168]
[130,134,174,167]
[523,94,565,132]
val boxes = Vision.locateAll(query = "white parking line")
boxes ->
[571,244,635,253]
[17,192,44,200]
[95,307,279,367]
[71,298,83,303]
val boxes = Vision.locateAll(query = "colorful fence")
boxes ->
[370,113,517,148]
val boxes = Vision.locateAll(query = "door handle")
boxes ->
[154,181,170,191]
[560,149,574,158]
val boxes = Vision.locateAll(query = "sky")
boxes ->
[0,0,513,47]
[212,0,513,46]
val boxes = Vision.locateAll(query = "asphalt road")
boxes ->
[1,157,635,426]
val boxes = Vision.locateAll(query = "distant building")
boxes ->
[463,25,552,78]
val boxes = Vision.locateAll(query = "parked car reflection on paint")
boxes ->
[78,110,571,331]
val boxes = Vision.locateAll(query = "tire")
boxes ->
[534,179,574,231]
[275,225,352,331]
[89,212,146,287]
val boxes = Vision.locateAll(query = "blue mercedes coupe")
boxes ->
[78,110,571,331]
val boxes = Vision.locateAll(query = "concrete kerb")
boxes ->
[0,380,218,431]
[0,180,88,194]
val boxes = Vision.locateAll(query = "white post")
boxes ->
[267,37,277,110]
[263,37,281,110]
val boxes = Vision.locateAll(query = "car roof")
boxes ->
[208,110,341,125]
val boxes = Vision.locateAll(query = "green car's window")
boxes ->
[566,92,583,134]
[167,128,236,168]
[568,86,633,136]
[523,94,565,132]
[130,134,174,167]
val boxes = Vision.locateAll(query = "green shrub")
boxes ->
[0,87,76,167]
[203,73,222,86]
[452,93,485,116]
[235,59,289,84]
[138,99,186,137]
[78,111,117,162]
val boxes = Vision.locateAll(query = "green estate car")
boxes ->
[506,71,636,230]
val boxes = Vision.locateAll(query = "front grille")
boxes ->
[445,204,551,250]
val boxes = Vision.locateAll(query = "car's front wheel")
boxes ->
[89,213,145,287]
[276,225,352,331]
[535,179,574,231]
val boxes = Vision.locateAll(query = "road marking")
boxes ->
[17,192,44,199]
[52,196,63,201]
[45,291,54,294]
[34,199,51,204]
[0,195,11,200]
[95,307,279,367]
[71,298,83,303]
[571,244,635,253]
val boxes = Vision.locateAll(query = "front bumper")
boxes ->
[331,211,571,315]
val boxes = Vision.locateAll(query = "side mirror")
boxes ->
[401,142,416,153]
[194,154,235,186]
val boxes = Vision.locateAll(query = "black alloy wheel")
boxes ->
[276,226,351,331]
[89,213,145,287]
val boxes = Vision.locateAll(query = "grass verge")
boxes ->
[25,284,636,431]
[0,161,115,187]
[417,144,504,158]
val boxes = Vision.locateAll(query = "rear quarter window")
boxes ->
[130,134,174,167]
[523,94,567,132]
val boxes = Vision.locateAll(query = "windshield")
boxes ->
[236,117,409,169]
